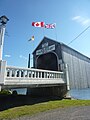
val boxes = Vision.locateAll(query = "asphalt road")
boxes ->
[14,106,90,120]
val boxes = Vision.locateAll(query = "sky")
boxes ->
[0,0,90,67]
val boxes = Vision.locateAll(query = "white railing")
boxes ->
[4,66,66,86]
[0,61,67,89]
[6,66,65,80]
[0,60,70,92]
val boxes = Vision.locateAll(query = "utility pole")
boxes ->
[28,53,30,68]
[0,15,9,60]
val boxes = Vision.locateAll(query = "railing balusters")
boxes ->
[40,72,42,78]
[9,69,12,77]
[37,72,39,78]
[19,70,21,77]
[14,70,17,77]
[44,72,46,78]
[6,66,64,80]
[34,71,36,78]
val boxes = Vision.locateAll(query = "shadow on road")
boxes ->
[0,95,61,111]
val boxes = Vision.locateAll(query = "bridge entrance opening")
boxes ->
[36,52,58,71]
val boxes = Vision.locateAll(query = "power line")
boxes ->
[68,25,90,45]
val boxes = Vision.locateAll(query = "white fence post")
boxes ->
[0,60,6,84]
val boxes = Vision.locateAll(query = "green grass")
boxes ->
[0,100,90,119]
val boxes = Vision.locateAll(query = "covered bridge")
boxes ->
[33,36,90,89]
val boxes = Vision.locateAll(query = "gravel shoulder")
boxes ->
[13,106,90,120]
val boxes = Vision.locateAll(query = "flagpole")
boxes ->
[28,36,35,68]
[29,42,34,68]
[42,27,45,37]
[55,24,57,41]
[31,39,34,68]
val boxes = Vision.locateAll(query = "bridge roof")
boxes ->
[32,36,61,54]
[32,36,90,61]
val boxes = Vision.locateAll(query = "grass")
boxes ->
[0,99,90,119]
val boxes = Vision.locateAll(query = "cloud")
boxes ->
[19,55,27,60]
[72,16,90,26]
[5,54,11,58]
[72,16,81,20]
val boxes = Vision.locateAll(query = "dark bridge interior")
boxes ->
[37,52,58,71]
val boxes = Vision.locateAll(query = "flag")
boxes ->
[45,23,56,29]
[32,22,45,27]
[28,36,34,41]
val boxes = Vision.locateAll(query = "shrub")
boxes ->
[0,89,11,95]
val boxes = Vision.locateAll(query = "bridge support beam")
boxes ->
[27,84,67,98]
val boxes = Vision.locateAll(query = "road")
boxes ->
[14,106,90,120]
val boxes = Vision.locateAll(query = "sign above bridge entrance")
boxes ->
[36,44,55,55]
